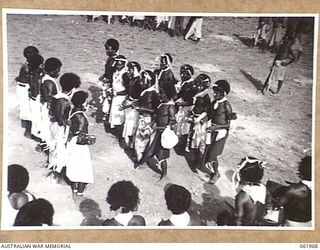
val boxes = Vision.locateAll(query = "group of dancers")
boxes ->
[97,38,236,183]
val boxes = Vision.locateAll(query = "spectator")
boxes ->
[5,164,36,226]
[271,156,312,227]
[14,198,54,226]
[158,184,203,226]
[262,35,301,95]
[232,157,269,226]
[184,17,203,42]
[103,180,146,226]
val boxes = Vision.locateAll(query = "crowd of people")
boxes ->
[6,16,312,227]
[87,15,204,42]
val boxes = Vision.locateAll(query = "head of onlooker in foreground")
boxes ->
[14,198,54,226]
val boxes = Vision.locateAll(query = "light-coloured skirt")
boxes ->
[109,95,126,128]
[187,121,208,153]
[39,103,52,144]
[134,114,153,161]
[66,137,94,184]
[29,96,42,137]
[16,83,31,121]
[122,107,139,144]
[48,123,68,173]
[175,106,192,136]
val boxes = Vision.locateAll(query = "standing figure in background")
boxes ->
[285,17,300,39]
[175,64,195,153]
[103,180,146,226]
[252,17,271,53]
[198,80,236,184]
[102,15,114,24]
[66,91,94,198]
[39,57,63,153]
[15,46,39,137]
[99,38,119,122]
[48,73,81,175]
[168,16,185,37]
[134,70,159,164]
[87,15,100,22]
[131,15,145,28]
[262,35,300,95]
[268,17,284,53]
[121,62,142,149]
[184,17,203,43]
[27,54,44,141]
[154,16,169,31]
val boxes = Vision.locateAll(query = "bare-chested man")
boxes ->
[262,34,302,95]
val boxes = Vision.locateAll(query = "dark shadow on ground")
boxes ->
[189,182,236,226]
[88,85,104,123]
[184,150,199,173]
[240,69,265,91]
[173,135,188,156]
[122,146,138,165]
[233,34,253,47]
[143,157,162,177]
[78,198,104,226]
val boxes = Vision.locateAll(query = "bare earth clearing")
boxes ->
[4,15,314,227]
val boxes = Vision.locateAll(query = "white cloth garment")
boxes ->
[29,95,42,137]
[114,212,133,226]
[109,68,127,128]
[185,17,203,40]
[48,122,68,172]
[170,212,191,226]
[175,105,193,136]
[39,74,60,143]
[122,104,139,144]
[16,83,31,121]
[66,136,94,184]
[242,184,266,204]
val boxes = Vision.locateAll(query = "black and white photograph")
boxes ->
[1,9,317,229]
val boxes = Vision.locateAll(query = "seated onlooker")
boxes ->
[14,198,54,226]
[79,198,104,226]
[232,157,269,226]
[271,156,312,227]
[4,164,35,226]
[103,180,146,226]
[158,184,203,226]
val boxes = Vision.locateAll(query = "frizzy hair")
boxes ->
[59,73,81,92]
[14,198,54,226]
[106,180,140,212]
[164,184,191,214]
[8,164,29,193]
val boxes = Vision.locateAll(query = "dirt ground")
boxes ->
[4,15,314,227]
